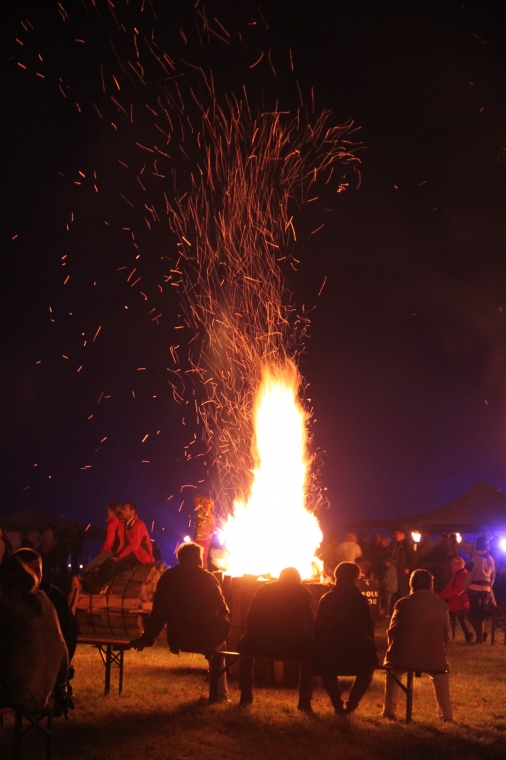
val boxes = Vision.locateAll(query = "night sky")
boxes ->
[2,0,506,549]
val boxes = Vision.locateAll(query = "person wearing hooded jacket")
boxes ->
[0,554,68,713]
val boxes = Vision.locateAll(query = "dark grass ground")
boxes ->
[2,624,506,759]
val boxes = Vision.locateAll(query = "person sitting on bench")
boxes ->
[130,542,230,697]
[314,561,377,715]
[381,568,453,722]
[14,548,77,663]
[89,502,154,592]
[237,567,315,713]
[0,554,68,713]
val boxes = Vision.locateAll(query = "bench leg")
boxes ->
[118,649,124,695]
[45,712,53,760]
[104,645,112,695]
[13,709,52,760]
[208,653,221,704]
[14,710,22,760]
[208,654,239,704]
[405,671,413,724]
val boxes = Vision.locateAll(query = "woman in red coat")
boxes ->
[439,557,474,643]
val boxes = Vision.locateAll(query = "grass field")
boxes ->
[2,623,506,760]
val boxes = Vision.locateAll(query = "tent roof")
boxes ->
[0,504,104,541]
[343,483,506,534]
[401,482,506,533]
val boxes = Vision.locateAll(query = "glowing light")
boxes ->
[411,531,421,543]
[183,535,192,543]
[455,532,462,544]
[499,537,506,552]
[220,363,322,579]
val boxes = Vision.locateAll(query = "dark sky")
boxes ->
[2,0,506,544]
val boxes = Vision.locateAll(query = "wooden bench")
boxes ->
[77,637,130,695]
[491,615,506,644]
[205,650,312,705]
[380,666,450,724]
[206,651,447,723]
[0,704,53,760]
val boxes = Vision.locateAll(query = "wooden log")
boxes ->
[76,610,146,639]
[75,562,164,640]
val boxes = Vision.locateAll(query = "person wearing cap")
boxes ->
[381,568,453,722]
[439,557,474,643]
[464,536,496,644]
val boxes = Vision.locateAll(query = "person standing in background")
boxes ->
[391,529,416,602]
[315,562,377,715]
[465,536,495,644]
[381,557,398,618]
[439,557,474,643]
[335,533,363,565]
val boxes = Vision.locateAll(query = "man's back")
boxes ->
[240,579,314,656]
[147,563,229,653]
[385,588,449,672]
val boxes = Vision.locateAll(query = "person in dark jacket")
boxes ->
[237,567,315,712]
[130,541,230,653]
[130,541,230,698]
[314,561,378,715]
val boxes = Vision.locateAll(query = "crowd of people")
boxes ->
[317,528,504,644]
[1,509,504,723]
[0,519,84,594]
[130,541,454,718]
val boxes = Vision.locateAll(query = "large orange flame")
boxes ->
[220,362,322,579]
